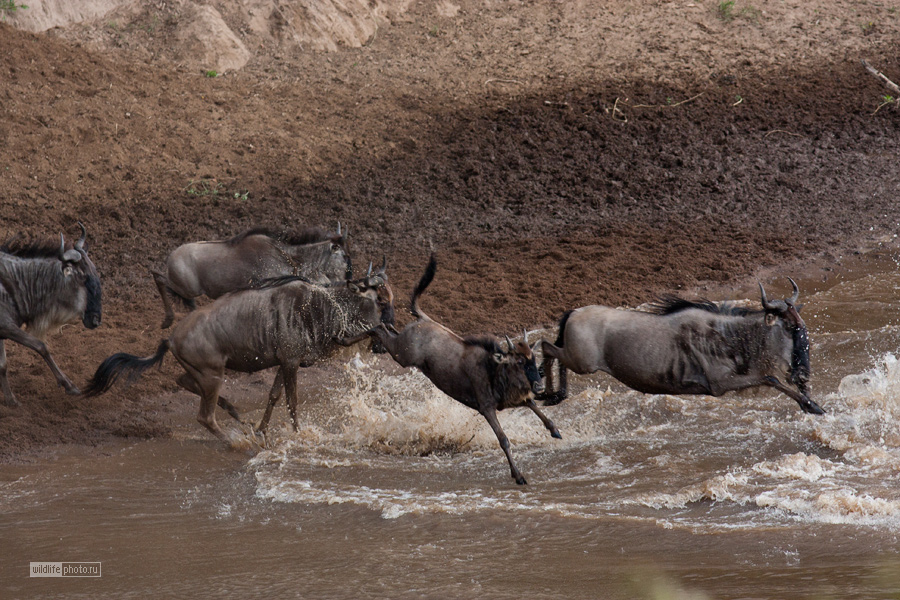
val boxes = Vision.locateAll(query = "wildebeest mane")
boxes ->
[0,236,65,259]
[225,227,333,247]
[462,335,504,355]
[645,295,757,317]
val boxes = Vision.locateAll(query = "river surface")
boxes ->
[4,253,900,598]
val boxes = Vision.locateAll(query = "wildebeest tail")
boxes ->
[82,340,170,397]
[410,254,437,320]
[554,310,574,347]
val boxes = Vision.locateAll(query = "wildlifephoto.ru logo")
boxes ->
[30,562,101,577]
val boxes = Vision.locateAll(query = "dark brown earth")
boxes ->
[1,0,899,461]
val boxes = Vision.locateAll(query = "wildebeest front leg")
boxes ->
[175,373,243,423]
[0,342,17,407]
[256,370,284,433]
[333,330,374,347]
[763,376,825,415]
[0,327,79,395]
[525,398,562,439]
[281,365,302,432]
[481,405,527,485]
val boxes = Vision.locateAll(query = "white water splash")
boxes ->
[631,352,900,529]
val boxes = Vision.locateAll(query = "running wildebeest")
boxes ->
[151,224,351,328]
[0,223,102,406]
[538,279,824,415]
[340,255,559,485]
[84,264,394,441]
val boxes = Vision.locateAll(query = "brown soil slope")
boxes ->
[1,0,898,459]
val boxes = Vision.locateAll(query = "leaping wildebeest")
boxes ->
[151,224,351,328]
[0,223,102,406]
[84,264,394,441]
[538,279,824,415]
[341,255,560,485]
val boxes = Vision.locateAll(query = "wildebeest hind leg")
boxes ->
[538,341,568,405]
[525,398,562,439]
[539,353,556,401]
[481,406,526,485]
[191,369,228,441]
[175,373,243,423]
[0,342,18,407]
[256,370,285,433]
[151,270,177,329]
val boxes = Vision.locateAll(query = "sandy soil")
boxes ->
[1,0,898,461]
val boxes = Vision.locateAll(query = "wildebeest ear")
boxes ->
[794,303,804,313]
[492,352,506,364]
[348,282,361,293]
[765,313,778,326]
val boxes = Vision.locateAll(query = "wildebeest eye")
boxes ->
[331,244,341,252]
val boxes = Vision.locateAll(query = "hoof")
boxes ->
[1,397,20,408]
[65,386,81,396]
[160,316,174,329]
[515,476,527,485]
[551,431,562,440]
[802,400,826,415]
[541,393,565,407]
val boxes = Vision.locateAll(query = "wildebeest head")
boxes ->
[759,278,808,397]
[330,222,353,283]
[60,223,102,330]
[347,258,394,352]
[503,329,544,395]
[350,257,395,327]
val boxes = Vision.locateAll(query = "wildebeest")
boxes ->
[341,255,559,485]
[538,279,824,415]
[84,264,394,441]
[151,224,351,328]
[0,223,102,406]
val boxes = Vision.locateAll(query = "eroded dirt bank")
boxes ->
[1,0,898,460]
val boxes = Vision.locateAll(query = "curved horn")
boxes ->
[522,328,529,345]
[75,222,87,251]
[758,281,775,310]
[336,221,341,236]
[379,255,387,273]
[787,277,800,305]
[59,234,66,259]
[505,335,514,352]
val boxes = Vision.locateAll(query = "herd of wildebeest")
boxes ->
[0,223,823,484]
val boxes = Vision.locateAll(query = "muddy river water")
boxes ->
[4,252,900,598]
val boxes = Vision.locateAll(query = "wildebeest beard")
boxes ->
[83,274,103,329]
[789,324,810,393]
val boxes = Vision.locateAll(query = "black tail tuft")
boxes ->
[83,340,170,397]
[554,310,574,348]
[410,254,437,319]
